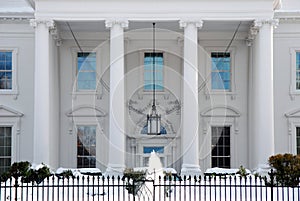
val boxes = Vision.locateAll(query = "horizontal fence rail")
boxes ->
[1,174,300,201]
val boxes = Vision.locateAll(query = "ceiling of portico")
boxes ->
[56,20,252,33]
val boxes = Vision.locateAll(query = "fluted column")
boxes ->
[179,19,203,176]
[105,19,128,176]
[30,19,55,165]
[252,19,278,171]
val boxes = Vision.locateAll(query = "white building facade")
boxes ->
[1,0,300,175]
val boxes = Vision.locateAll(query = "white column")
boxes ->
[105,19,128,176]
[252,19,278,171]
[179,19,203,176]
[30,19,55,165]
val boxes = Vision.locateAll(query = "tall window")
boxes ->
[0,127,12,174]
[211,126,230,168]
[296,52,300,90]
[77,52,96,90]
[0,51,12,90]
[297,127,300,155]
[144,52,163,91]
[77,126,96,168]
[211,52,231,90]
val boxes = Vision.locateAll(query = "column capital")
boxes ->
[253,19,279,29]
[105,19,129,29]
[30,19,55,29]
[179,19,203,29]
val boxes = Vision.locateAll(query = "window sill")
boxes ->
[71,91,102,99]
[0,90,19,99]
[204,90,237,100]
[289,91,300,100]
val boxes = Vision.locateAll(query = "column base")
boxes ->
[104,164,126,178]
[253,163,273,177]
[180,164,202,177]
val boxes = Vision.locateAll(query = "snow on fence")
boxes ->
[1,174,300,201]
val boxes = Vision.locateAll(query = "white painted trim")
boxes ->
[285,108,300,154]
[289,47,300,100]
[0,106,24,163]
[70,47,103,99]
[203,46,237,99]
[201,105,241,118]
[66,105,107,117]
[0,48,19,99]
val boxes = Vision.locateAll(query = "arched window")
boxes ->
[141,124,167,134]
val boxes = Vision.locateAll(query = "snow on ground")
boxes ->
[1,175,299,201]
[1,166,299,200]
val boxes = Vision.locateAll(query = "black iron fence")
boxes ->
[1,173,300,201]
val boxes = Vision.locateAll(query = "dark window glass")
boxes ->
[0,127,12,174]
[211,126,230,168]
[77,126,96,168]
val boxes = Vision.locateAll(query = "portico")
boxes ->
[27,0,279,174]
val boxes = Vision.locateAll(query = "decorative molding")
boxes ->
[253,19,279,29]
[285,108,300,153]
[273,0,282,10]
[246,19,279,46]
[66,105,107,118]
[29,19,55,29]
[105,19,129,29]
[50,26,63,46]
[0,105,24,135]
[285,108,300,118]
[201,105,241,118]
[179,19,203,29]
[66,105,107,134]
[0,105,24,117]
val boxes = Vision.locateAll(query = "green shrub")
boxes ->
[123,168,146,195]
[0,161,52,184]
[236,165,249,177]
[56,170,74,179]
[268,153,300,187]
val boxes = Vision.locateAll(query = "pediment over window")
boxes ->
[201,106,240,117]
[0,105,23,117]
[66,105,107,117]
[285,109,300,118]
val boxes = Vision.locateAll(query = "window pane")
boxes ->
[297,127,300,155]
[144,52,164,91]
[0,126,12,174]
[0,51,13,90]
[77,126,96,168]
[143,146,164,154]
[211,52,231,90]
[77,52,96,90]
[211,126,230,168]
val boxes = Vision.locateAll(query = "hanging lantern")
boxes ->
[147,23,161,135]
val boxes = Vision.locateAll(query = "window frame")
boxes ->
[0,48,19,96]
[211,126,231,168]
[204,47,236,97]
[296,127,300,155]
[76,125,97,168]
[0,126,13,173]
[143,52,164,92]
[71,47,101,95]
[139,50,166,94]
[289,48,300,99]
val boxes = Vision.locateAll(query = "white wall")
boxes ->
[273,21,300,155]
[0,21,35,163]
